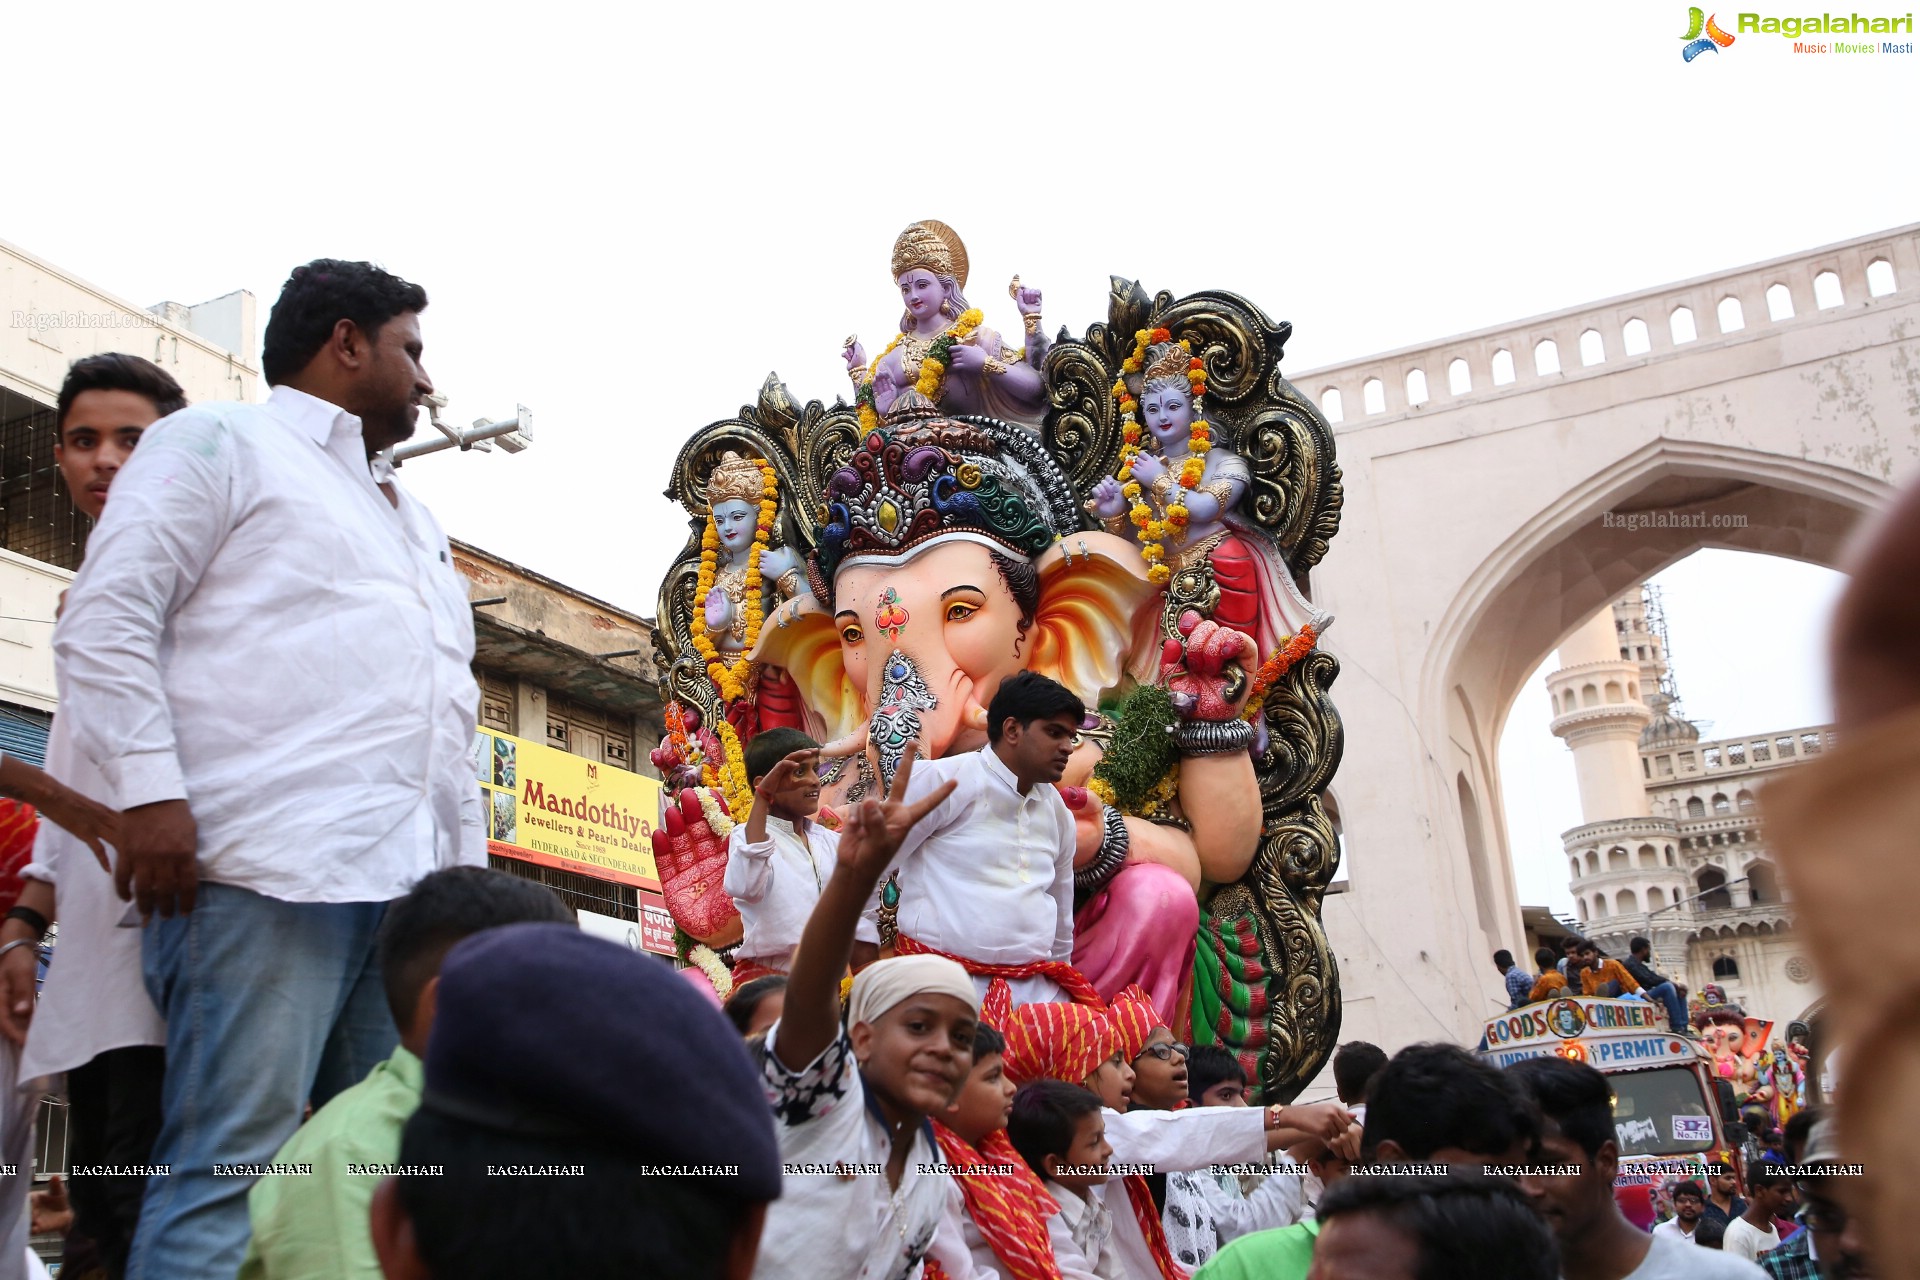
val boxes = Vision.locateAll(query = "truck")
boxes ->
[1475,995,1745,1228]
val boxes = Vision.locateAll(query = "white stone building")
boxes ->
[1548,586,1822,1028]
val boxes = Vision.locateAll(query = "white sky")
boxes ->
[7,0,1905,909]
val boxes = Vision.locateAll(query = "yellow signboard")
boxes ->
[474,728,663,889]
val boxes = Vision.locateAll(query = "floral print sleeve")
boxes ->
[759,1022,858,1128]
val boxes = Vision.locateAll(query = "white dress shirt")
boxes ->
[53,386,483,904]
[1103,1105,1269,1280]
[18,713,165,1083]
[892,746,1077,1004]
[725,815,878,970]
[1045,1181,1123,1280]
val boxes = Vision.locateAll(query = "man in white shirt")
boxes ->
[1508,1056,1765,1280]
[1723,1167,1793,1262]
[1650,1180,1707,1244]
[0,352,183,1280]
[890,671,1088,1006]
[55,260,483,1278]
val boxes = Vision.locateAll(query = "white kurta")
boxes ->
[725,815,877,970]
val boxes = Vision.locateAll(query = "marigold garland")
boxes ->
[691,459,780,702]
[1112,327,1212,585]
[1241,625,1320,721]
[858,310,985,428]
[712,719,753,827]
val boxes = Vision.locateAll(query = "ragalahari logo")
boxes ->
[1681,7,1738,58]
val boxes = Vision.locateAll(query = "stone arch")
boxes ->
[1535,339,1561,376]
[1867,258,1897,297]
[1670,306,1698,344]
[1747,860,1780,904]
[1321,387,1343,422]
[1362,378,1385,415]
[1717,296,1745,333]
[1592,893,1609,919]
[1605,680,1623,703]
[1406,368,1429,406]
[1448,358,1471,395]
[1607,846,1629,872]
[1713,954,1740,979]
[1617,888,1638,914]
[1584,850,1599,875]
[1622,318,1650,355]
[1814,270,1844,310]
[1579,329,1604,366]
[1637,844,1657,868]
[1736,788,1755,811]
[1697,866,1731,910]
[1576,897,1588,923]
[1569,858,1581,880]
[1712,793,1730,814]
[1687,796,1706,819]
[1647,886,1667,911]
[1491,349,1516,386]
[1455,772,1500,938]
[1581,683,1599,707]
[1767,282,1795,321]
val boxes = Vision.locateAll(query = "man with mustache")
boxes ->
[55,259,483,1277]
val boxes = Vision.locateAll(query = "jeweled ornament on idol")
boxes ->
[651,221,1347,1100]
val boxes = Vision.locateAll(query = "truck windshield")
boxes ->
[1609,1066,1717,1157]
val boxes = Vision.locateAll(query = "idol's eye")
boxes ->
[840,624,864,645]
[945,601,978,623]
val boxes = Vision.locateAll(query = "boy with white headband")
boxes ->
[754,742,986,1280]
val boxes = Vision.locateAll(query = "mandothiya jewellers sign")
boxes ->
[474,727,663,889]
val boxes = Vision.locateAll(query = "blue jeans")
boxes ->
[1644,980,1689,1033]
[127,882,395,1279]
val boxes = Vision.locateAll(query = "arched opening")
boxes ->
[1712,793,1730,814]
[1570,858,1581,880]
[1687,796,1706,819]
[1670,306,1697,344]
[1576,898,1588,923]
[1321,388,1343,423]
[1717,296,1744,333]
[1622,318,1650,356]
[1767,283,1795,321]
[1867,258,1897,297]
[1747,861,1779,904]
[1736,789,1755,812]
[1491,349,1515,386]
[1579,329,1604,367]
[1664,845,1675,866]
[1713,954,1740,980]
[1581,683,1598,707]
[1604,681,1623,703]
[1627,681,1638,701]
[1607,846,1629,872]
[1362,378,1385,415]
[1584,850,1599,875]
[1455,773,1501,937]
[1592,894,1609,919]
[1814,270,1844,310]
[1617,888,1638,914]
[1534,339,1560,376]
[1648,886,1667,911]
[1637,844,1657,868]
[1406,368,1429,407]
[1697,867,1732,911]
[1448,358,1471,395]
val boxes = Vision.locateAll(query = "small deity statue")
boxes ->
[1087,335,1325,656]
[842,220,1050,427]
[693,452,806,730]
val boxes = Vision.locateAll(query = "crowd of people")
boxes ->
[0,255,1900,1280]
[1494,936,1692,1036]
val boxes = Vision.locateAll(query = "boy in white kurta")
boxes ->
[725,728,879,977]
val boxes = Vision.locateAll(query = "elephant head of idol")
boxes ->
[756,401,1163,782]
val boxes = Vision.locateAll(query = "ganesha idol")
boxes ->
[653,220,1348,1096]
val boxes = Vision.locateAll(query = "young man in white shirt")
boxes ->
[752,742,979,1280]
[724,728,878,978]
[1509,1056,1766,1279]
[890,671,1088,1006]
[55,261,484,1278]
[1723,1167,1794,1262]
[0,353,185,1280]
[1650,1180,1707,1244]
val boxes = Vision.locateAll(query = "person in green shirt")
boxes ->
[238,867,574,1279]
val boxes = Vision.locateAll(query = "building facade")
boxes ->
[1549,587,1823,1028]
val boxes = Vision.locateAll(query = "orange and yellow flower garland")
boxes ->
[1112,327,1212,585]
[858,309,986,432]
[691,458,780,703]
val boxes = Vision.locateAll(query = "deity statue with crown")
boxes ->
[843,220,1051,427]
[652,221,1347,1101]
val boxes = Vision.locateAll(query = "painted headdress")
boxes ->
[705,450,767,508]
[891,219,970,288]
[809,403,1080,593]
[1140,341,1192,390]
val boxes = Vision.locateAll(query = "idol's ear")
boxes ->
[751,594,864,743]
[1030,532,1163,706]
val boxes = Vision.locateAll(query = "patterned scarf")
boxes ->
[927,1122,1064,1280]
[1103,986,1188,1279]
